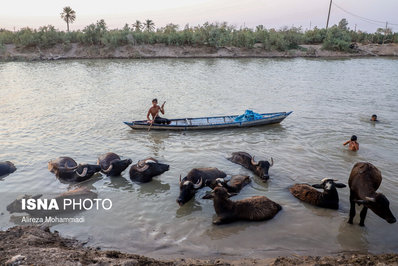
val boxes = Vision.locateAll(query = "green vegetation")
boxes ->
[0,19,397,52]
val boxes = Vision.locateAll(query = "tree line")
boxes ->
[1,8,397,52]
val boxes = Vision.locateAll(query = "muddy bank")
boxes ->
[1,226,397,265]
[1,43,398,61]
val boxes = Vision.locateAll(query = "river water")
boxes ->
[0,58,397,259]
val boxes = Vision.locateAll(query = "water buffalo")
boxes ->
[48,157,101,182]
[129,157,169,183]
[289,178,346,209]
[0,161,16,176]
[177,167,226,206]
[348,162,396,226]
[7,187,97,216]
[97,152,132,176]
[227,152,273,181]
[203,175,251,199]
[212,186,282,224]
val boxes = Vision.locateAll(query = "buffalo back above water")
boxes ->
[0,161,17,177]
[227,152,273,181]
[48,157,101,182]
[97,152,132,176]
[212,186,281,224]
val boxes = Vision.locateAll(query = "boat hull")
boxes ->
[124,111,292,131]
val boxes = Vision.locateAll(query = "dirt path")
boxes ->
[1,43,398,61]
[1,226,397,265]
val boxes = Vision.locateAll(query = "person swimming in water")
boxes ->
[371,114,378,122]
[343,135,359,151]
[146,98,171,125]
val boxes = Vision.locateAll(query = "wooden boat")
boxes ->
[124,111,292,131]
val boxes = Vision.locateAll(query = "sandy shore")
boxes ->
[1,226,397,265]
[1,43,398,61]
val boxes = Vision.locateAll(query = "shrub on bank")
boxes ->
[2,19,397,52]
[322,26,352,52]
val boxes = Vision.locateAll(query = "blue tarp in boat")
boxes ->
[234,110,263,122]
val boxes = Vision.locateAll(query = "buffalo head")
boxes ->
[177,175,203,206]
[355,194,396,224]
[312,178,346,191]
[129,158,169,183]
[250,156,273,181]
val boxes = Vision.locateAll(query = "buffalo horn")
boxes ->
[365,196,376,202]
[193,177,203,189]
[251,156,259,166]
[270,157,274,167]
[76,167,88,177]
[103,164,113,173]
[137,164,149,172]
[179,175,182,185]
[145,157,158,163]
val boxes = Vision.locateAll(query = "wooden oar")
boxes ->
[148,112,158,132]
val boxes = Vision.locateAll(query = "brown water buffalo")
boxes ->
[97,152,132,176]
[48,157,101,182]
[6,187,97,216]
[177,167,226,206]
[129,157,169,183]
[212,186,282,224]
[348,162,396,226]
[0,161,16,177]
[289,178,346,209]
[227,152,273,181]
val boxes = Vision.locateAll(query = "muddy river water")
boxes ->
[0,58,397,259]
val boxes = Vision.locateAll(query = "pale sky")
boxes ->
[1,0,397,33]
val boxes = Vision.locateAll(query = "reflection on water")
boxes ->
[175,200,203,218]
[103,176,133,191]
[136,179,170,197]
[1,58,398,258]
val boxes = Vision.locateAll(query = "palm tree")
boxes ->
[133,20,143,32]
[144,19,155,32]
[60,6,76,32]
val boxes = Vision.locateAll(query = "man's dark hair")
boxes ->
[351,135,357,141]
[372,114,377,118]
[152,98,158,103]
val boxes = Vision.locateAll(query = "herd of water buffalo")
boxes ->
[0,151,396,226]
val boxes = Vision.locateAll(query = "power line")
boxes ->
[332,2,398,26]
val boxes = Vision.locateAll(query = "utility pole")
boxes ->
[310,21,312,30]
[326,0,332,30]
[383,21,388,44]
[354,24,357,32]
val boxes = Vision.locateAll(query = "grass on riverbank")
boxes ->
[1,19,397,53]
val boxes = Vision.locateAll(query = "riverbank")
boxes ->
[1,226,397,265]
[1,43,398,61]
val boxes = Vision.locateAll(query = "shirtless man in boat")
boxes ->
[343,135,359,151]
[147,98,171,125]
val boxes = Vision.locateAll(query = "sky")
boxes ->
[0,0,397,33]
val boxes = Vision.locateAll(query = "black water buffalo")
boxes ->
[203,175,251,199]
[97,152,132,176]
[0,161,16,176]
[212,186,282,224]
[289,178,346,209]
[129,157,169,183]
[48,157,101,182]
[7,187,97,216]
[177,167,226,206]
[227,152,273,181]
[348,162,396,226]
